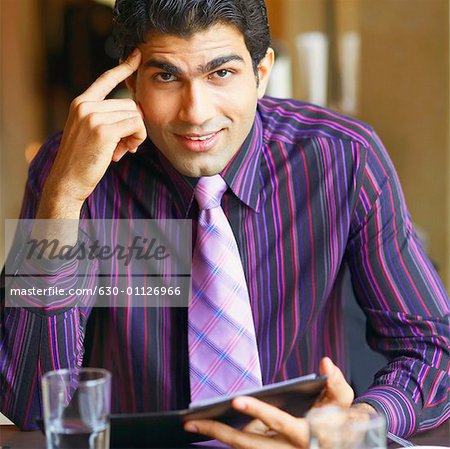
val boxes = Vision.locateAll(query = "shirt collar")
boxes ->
[156,149,196,218]
[220,111,263,212]
[154,111,263,216]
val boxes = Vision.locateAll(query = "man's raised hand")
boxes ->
[38,48,146,219]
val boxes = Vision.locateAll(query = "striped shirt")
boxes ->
[1,97,449,437]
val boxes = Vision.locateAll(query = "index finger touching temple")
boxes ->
[81,48,142,102]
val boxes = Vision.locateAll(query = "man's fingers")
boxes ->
[110,117,147,145]
[184,419,294,449]
[84,110,143,127]
[81,48,141,101]
[112,137,142,162]
[242,418,270,434]
[112,141,131,162]
[185,419,251,448]
[184,396,312,448]
[231,396,309,447]
[317,357,354,407]
[76,98,140,114]
[86,117,146,162]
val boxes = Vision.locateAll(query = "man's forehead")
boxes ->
[140,23,248,57]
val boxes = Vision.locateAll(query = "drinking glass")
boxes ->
[306,405,386,449]
[41,368,111,449]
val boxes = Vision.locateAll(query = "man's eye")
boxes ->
[155,73,176,82]
[211,69,232,79]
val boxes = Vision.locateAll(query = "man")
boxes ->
[1,0,449,447]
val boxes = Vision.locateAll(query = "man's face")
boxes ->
[127,24,273,177]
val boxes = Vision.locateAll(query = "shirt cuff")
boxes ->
[4,244,98,313]
[354,385,418,437]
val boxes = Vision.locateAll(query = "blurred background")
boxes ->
[264,0,450,291]
[0,0,449,425]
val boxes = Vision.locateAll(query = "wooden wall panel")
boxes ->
[266,0,449,289]
[358,0,449,288]
[0,0,46,263]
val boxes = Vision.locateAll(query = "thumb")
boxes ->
[317,357,354,407]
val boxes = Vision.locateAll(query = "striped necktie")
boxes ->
[188,174,263,403]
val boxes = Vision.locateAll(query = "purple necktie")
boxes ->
[188,175,262,403]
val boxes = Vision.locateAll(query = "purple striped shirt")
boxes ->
[1,97,449,437]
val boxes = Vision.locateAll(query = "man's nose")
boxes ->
[177,82,216,126]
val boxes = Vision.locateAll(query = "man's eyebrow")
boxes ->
[142,59,184,77]
[203,55,245,73]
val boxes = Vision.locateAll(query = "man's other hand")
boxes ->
[184,357,357,449]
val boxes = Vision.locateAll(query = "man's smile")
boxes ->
[174,129,224,152]
[182,132,219,141]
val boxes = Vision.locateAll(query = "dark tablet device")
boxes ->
[110,373,327,448]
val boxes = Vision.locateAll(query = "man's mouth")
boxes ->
[175,130,223,152]
[183,132,218,141]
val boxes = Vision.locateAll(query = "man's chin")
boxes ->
[173,158,228,178]
[157,139,236,177]
[177,164,223,178]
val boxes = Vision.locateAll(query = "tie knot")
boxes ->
[195,175,228,210]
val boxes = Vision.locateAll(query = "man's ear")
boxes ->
[257,47,275,99]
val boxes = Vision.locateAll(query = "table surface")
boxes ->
[1,420,448,449]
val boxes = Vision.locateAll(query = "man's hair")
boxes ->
[113,0,271,72]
